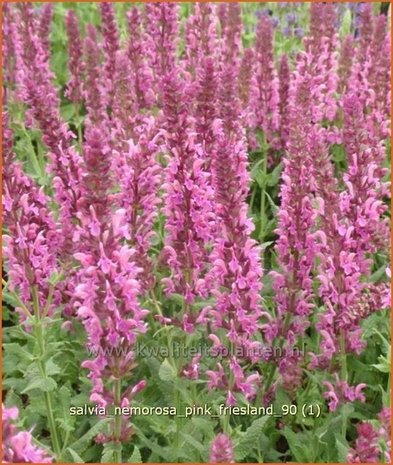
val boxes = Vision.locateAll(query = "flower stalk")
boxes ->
[31,286,61,460]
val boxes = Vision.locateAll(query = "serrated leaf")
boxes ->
[372,361,391,373]
[335,434,349,462]
[56,385,75,434]
[101,443,116,463]
[2,377,27,392]
[22,376,57,393]
[168,293,185,306]
[136,428,167,459]
[236,416,270,460]
[179,431,204,453]
[3,343,35,362]
[158,359,177,382]
[266,163,282,186]
[128,446,142,463]
[46,358,61,376]
[191,416,214,436]
[71,418,112,455]
[64,447,84,463]
[370,264,389,283]
[281,428,310,462]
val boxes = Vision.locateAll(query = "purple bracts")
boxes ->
[161,70,214,323]
[65,10,84,104]
[2,405,52,463]
[2,113,60,322]
[210,433,234,463]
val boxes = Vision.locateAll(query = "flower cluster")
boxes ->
[2,405,52,463]
[73,127,149,443]
[348,408,391,463]
[2,113,60,322]
[161,70,214,323]
[210,433,234,463]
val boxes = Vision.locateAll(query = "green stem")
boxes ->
[31,287,61,460]
[42,285,54,318]
[37,343,62,459]
[149,290,163,316]
[113,377,122,463]
[2,279,32,319]
[250,186,257,211]
[222,411,230,435]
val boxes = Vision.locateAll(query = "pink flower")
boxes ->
[36,3,53,61]
[278,54,290,150]
[15,4,83,259]
[100,2,120,110]
[184,3,218,76]
[111,50,137,142]
[210,433,234,463]
[2,4,19,100]
[338,35,354,93]
[65,10,84,103]
[145,3,179,94]
[254,14,280,147]
[219,3,242,67]
[72,116,147,445]
[348,423,380,463]
[238,48,255,110]
[182,354,202,380]
[161,69,215,318]
[83,25,107,131]
[2,113,60,322]
[323,376,366,412]
[2,404,52,463]
[201,52,263,402]
[126,7,154,109]
[116,118,162,291]
[267,52,322,391]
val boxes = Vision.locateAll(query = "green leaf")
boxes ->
[236,416,270,460]
[71,418,112,455]
[281,428,310,462]
[135,427,167,459]
[101,443,117,463]
[56,386,75,434]
[265,191,278,214]
[128,446,142,463]
[64,447,84,463]
[191,416,214,437]
[48,271,65,286]
[46,358,62,376]
[168,293,185,306]
[335,434,349,462]
[373,359,391,373]
[22,376,57,393]
[158,359,177,382]
[266,162,282,187]
[179,431,205,453]
[3,343,35,362]
[370,264,389,283]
